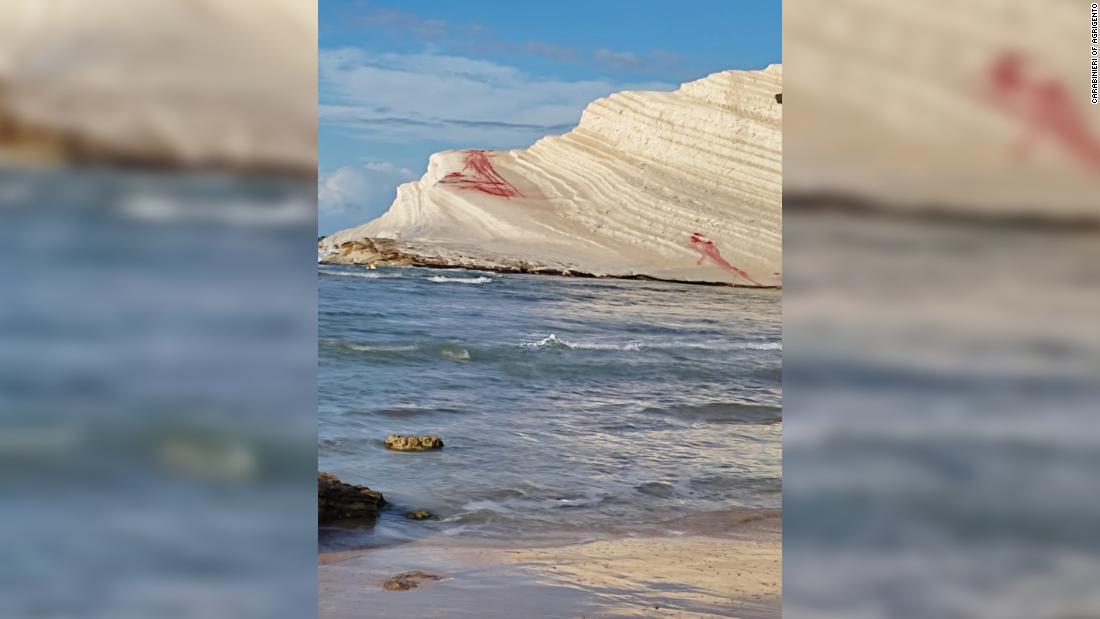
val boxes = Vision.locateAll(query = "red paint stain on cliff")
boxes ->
[689,232,762,286]
[987,52,1100,174]
[438,150,523,198]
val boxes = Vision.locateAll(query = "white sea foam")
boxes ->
[318,269,389,279]
[522,334,780,352]
[427,276,493,284]
[125,195,313,227]
[646,341,782,351]
[521,334,643,351]
[347,344,419,353]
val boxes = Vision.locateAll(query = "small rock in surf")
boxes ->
[383,571,442,591]
[385,434,444,451]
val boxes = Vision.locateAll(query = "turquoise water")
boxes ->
[319,265,781,549]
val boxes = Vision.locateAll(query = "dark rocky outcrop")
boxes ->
[383,571,442,591]
[384,434,444,451]
[318,472,385,523]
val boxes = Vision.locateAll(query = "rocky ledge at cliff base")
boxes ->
[320,65,781,287]
[318,472,385,523]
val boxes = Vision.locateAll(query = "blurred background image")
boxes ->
[0,2,318,617]
[784,0,1100,617]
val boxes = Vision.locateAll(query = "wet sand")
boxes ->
[319,511,780,618]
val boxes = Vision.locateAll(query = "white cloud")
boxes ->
[594,49,684,73]
[318,161,416,222]
[318,48,674,146]
[594,49,641,70]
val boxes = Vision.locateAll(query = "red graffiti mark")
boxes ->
[689,232,762,286]
[437,150,523,198]
[986,52,1100,174]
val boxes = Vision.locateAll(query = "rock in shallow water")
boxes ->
[404,510,433,520]
[383,571,442,591]
[385,434,444,451]
[318,472,385,523]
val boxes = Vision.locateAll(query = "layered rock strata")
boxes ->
[322,66,782,287]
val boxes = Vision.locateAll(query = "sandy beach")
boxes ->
[320,510,780,619]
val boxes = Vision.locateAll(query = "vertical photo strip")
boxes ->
[317,1,782,617]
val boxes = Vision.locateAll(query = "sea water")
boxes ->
[318,265,781,549]
[0,169,317,618]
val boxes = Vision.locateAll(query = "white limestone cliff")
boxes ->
[322,65,782,287]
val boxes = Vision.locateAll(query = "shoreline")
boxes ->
[319,509,780,618]
[319,253,782,290]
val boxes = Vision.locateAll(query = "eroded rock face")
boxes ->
[384,435,444,451]
[318,472,385,523]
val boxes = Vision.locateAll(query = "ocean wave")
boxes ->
[456,490,618,518]
[427,275,493,284]
[521,334,644,351]
[440,346,471,361]
[347,343,419,353]
[320,269,495,284]
[521,333,780,352]
[124,195,313,227]
[318,269,389,279]
[643,402,782,425]
[647,341,782,352]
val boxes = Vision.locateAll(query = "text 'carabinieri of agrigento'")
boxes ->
[1092,3,1099,103]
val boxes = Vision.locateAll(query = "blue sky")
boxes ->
[319,0,781,233]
